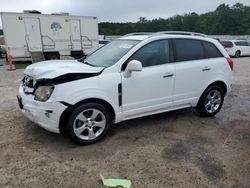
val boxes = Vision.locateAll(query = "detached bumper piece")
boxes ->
[17,95,23,109]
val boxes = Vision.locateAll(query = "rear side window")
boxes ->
[220,41,233,48]
[235,41,248,46]
[174,39,204,62]
[203,41,223,58]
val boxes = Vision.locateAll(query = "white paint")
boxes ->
[18,34,233,134]
[1,12,98,59]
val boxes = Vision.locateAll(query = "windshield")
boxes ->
[81,39,140,67]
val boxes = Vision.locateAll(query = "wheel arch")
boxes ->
[196,80,227,107]
[235,50,241,57]
[59,98,116,134]
[207,80,227,94]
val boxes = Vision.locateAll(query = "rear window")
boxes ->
[174,39,204,62]
[220,41,233,48]
[203,42,223,58]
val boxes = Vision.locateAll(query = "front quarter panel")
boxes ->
[50,72,122,121]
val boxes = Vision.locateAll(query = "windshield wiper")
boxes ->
[83,61,96,67]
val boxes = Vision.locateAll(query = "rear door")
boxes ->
[173,39,224,107]
[69,20,82,51]
[173,39,211,106]
[241,41,250,55]
[24,18,42,52]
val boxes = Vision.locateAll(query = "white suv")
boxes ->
[18,32,233,144]
[220,40,250,57]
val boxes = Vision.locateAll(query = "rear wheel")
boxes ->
[196,86,224,117]
[67,103,111,145]
[235,50,241,58]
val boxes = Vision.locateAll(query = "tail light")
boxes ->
[226,57,234,71]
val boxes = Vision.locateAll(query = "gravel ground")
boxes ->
[0,58,250,188]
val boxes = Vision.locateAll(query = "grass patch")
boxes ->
[14,63,31,69]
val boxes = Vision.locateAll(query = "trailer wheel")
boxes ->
[48,53,60,60]
[45,52,60,60]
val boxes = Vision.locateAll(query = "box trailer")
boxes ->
[0,11,99,62]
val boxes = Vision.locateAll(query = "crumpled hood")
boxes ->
[24,60,104,79]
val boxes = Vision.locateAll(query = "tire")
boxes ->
[235,50,241,58]
[195,86,224,117]
[67,103,111,145]
[46,53,60,60]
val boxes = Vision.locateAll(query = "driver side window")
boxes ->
[126,40,171,68]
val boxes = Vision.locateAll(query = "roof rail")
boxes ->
[152,31,207,37]
[124,32,153,37]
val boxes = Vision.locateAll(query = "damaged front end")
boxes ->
[22,71,104,102]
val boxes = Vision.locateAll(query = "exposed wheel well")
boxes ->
[59,98,115,134]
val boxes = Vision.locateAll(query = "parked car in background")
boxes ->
[18,32,233,145]
[0,45,6,58]
[220,40,250,57]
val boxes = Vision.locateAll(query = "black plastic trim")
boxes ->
[118,83,122,106]
[60,101,72,107]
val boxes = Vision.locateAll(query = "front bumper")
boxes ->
[18,85,67,134]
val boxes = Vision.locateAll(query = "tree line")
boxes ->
[99,3,250,35]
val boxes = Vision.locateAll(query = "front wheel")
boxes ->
[196,86,224,117]
[67,103,111,145]
[235,50,241,58]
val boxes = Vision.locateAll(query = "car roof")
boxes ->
[120,35,150,40]
[221,39,248,42]
[120,31,208,41]
[119,34,215,44]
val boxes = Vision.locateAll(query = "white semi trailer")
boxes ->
[0,11,98,62]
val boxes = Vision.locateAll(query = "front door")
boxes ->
[24,18,42,52]
[69,20,82,51]
[121,40,175,120]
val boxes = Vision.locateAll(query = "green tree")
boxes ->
[99,3,250,35]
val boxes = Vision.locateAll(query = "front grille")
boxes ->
[22,75,34,88]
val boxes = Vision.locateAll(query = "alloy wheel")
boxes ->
[204,89,222,113]
[73,108,106,141]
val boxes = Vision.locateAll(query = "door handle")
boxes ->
[163,73,174,78]
[202,67,211,71]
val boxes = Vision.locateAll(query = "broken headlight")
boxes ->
[34,85,54,102]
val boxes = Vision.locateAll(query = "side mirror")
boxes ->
[124,60,142,78]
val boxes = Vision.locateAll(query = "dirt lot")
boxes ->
[0,58,250,188]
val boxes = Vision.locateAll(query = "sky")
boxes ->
[0,0,250,26]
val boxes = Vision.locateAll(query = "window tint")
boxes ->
[127,40,171,67]
[220,41,233,48]
[235,41,248,46]
[174,39,204,62]
[203,41,223,58]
